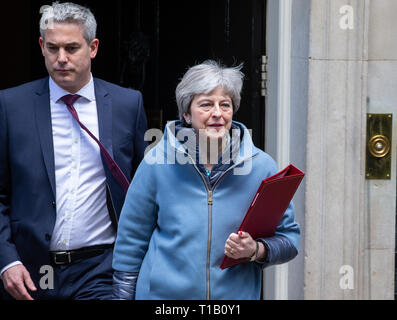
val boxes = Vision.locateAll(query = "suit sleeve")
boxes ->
[131,91,148,178]
[0,91,21,270]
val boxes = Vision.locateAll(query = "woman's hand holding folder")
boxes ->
[224,231,267,262]
[220,164,305,269]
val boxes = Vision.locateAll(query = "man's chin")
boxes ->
[51,75,78,91]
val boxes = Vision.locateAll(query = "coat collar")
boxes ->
[160,120,259,166]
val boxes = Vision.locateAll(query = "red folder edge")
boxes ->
[220,164,305,270]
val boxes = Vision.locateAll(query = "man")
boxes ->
[0,2,147,300]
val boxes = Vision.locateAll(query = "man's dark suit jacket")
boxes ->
[0,77,148,290]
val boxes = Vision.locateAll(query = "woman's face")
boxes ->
[183,86,233,140]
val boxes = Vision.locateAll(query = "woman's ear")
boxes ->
[183,113,191,125]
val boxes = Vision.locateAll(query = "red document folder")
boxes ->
[220,164,305,269]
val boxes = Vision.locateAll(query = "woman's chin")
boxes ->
[205,129,228,140]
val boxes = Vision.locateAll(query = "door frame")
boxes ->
[263,0,294,300]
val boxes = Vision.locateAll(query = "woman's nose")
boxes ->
[211,104,222,116]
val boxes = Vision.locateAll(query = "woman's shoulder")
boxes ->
[251,148,279,176]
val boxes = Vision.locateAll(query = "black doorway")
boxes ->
[1,0,266,149]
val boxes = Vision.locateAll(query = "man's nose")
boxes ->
[57,49,68,64]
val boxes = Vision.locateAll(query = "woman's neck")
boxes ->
[198,135,228,171]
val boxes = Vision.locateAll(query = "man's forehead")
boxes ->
[45,40,82,46]
[43,22,85,42]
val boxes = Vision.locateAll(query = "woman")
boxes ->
[112,60,300,300]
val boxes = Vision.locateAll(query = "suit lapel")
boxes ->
[34,78,56,197]
[94,78,114,158]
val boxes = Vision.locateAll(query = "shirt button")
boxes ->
[52,201,56,209]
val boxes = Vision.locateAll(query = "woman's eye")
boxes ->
[200,103,212,110]
[221,104,232,111]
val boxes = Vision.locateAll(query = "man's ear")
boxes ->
[89,39,99,59]
[39,37,45,56]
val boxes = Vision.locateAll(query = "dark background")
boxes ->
[0,0,266,149]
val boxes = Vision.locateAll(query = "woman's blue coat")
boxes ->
[112,121,300,300]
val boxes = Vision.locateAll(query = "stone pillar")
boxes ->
[304,0,370,299]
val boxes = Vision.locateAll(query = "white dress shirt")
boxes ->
[49,75,115,251]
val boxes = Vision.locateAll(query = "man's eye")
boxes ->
[66,47,78,53]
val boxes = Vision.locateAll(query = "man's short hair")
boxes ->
[40,2,97,43]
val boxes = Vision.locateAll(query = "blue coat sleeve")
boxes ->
[112,158,158,273]
[256,201,300,268]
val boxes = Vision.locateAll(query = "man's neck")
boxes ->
[51,75,92,94]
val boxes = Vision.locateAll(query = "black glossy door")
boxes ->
[2,0,266,149]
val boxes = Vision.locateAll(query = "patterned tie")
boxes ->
[61,94,130,194]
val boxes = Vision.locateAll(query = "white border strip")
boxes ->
[275,0,292,300]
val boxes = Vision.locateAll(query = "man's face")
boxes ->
[39,22,99,93]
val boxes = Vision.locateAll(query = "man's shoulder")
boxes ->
[0,78,48,107]
[93,78,142,99]
[0,78,48,96]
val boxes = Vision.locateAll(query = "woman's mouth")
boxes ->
[208,123,224,130]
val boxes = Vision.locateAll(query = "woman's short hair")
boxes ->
[39,2,97,44]
[176,60,244,123]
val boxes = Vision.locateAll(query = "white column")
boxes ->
[275,0,293,300]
